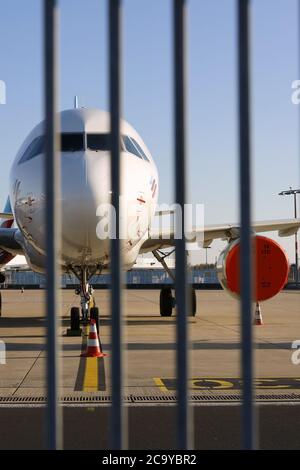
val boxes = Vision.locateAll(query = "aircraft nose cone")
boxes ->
[60,153,110,265]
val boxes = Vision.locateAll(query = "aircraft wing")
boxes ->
[140,219,300,252]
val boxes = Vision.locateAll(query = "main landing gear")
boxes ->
[152,249,197,317]
[67,265,101,334]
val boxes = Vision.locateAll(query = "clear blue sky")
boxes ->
[0,0,299,263]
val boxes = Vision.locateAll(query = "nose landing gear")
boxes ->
[67,265,101,335]
[78,283,94,324]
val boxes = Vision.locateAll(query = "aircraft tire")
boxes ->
[70,307,80,331]
[190,288,197,316]
[160,287,173,317]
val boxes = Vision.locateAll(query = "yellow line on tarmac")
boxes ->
[153,377,169,393]
[82,324,98,392]
[83,357,98,392]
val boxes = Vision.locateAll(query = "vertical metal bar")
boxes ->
[109,0,125,450]
[297,0,300,285]
[174,0,191,450]
[237,0,256,450]
[294,192,299,282]
[44,0,61,450]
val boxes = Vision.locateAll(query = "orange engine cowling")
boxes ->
[217,235,290,302]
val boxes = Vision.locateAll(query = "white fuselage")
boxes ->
[8,109,159,273]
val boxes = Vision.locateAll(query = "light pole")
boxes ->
[279,188,300,283]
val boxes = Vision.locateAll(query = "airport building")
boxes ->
[2,266,219,288]
[2,252,298,288]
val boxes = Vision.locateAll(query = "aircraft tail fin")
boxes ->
[0,196,14,224]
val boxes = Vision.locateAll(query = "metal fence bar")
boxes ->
[109,0,125,450]
[174,0,191,450]
[44,0,62,450]
[237,0,256,450]
[297,0,300,285]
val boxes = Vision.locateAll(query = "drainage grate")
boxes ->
[0,393,300,405]
[130,395,177,403]
[0,396,46,403]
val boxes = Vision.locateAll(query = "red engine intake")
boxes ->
[217,235,290,302]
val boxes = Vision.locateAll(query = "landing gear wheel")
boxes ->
[160,287,173,317]
[70,307,80,331]
[190,288,197,317]
[90,306,99,334]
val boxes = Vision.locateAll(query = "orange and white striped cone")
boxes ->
[81,319,107,357]
[254,302,263,326]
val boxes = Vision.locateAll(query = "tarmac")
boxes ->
[0,288,299,449]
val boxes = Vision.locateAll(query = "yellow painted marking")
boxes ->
[153,377,169,393]
[191,379,234,390]
[82,324,98,392]
[154,377,300,392]
[83,324,89,337]
[254,379,289,389]
[83,357,98,392]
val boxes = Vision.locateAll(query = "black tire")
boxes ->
[160,287,173,317]
[90,306,99,334]
[0,291,2,317]
[70,307,80,331]
[190,288,197,317]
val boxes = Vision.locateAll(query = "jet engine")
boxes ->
[217,235,290,301]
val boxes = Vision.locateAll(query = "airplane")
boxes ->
[0,107,299,329]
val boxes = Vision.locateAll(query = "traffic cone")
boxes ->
[254,302,263,326]
[81,319,107,357]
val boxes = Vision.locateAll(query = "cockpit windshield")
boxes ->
[18,132,150,164]
[18,133,85,164]
[61,133,84,152]
[86,134,111,151]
